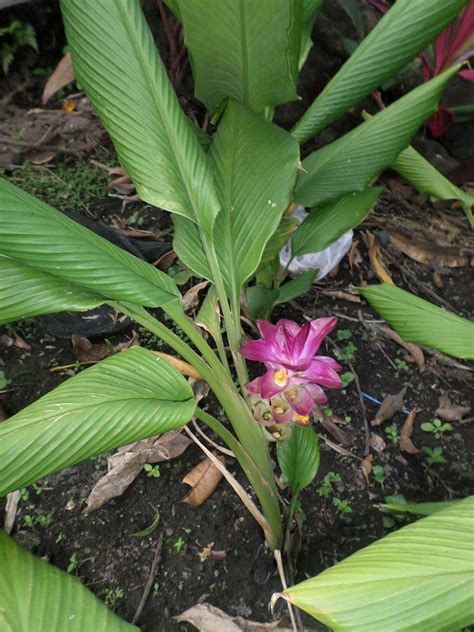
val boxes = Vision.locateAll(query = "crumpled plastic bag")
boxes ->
[279,206,353,281]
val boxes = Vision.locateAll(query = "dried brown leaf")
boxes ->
[42,52,74,104]
[4,490,20,535]
[175,603,292,631]
[369,432,386,453]
[380,326,425,372]
[436,395,471,422]
[182,456,224,507]
[83,430,191,513]
[366,231,394,284]
[182,281,209,313]
[388,229,470,268]
[71,335,108,362]
[151,351,201,379]
[153,250,176,271]
[371,387,406,426]
[316,410,354,445]
[399,409,421,454]
[13,332,31,351]
[361,454,373,483]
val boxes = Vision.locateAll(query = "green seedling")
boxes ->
[394,358,409,376]
[424,446,447,465]
[335,341,357,362]
[384,423,399,445]
[102,587,124,610]
[373,465,386,484]
[318,472,342,497]
[173,536,186,553]
[340,371,355,387]
[67,552,79,574]
[421,418,453,439]
[332,497,352,514]
[143,463,161,478]
[336,329,352,341]
[0,369,9,390]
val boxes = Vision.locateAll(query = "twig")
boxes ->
[320,435,363,461]
[191,419,235,457]
[131,533,163,625]
[328,338,370,456]
[274,550,299,632]
[0,136,87,156]
[184,426,273,544]
[4,490,21,535]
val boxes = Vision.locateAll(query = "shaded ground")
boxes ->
[1,4,473,631]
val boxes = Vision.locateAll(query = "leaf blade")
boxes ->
[295,67,459,207]
[60,0,220,233]
[0,531,138,631]
[358,283,474,360]
[291,188,381,257]
[0,179,180,308]
[0,347,195,496]
[282,497,474,631]
[277,426,320,493]
[177,0,300,112]
[291,0,469,143]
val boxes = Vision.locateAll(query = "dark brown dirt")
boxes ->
[1,4,473,630]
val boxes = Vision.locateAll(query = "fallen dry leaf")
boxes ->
[153,249,176,271]
[182,456,224,507]
[13,332,31,351]
[71,335,109,362]
[369,432,387,453]
[366,231,394,284]
[42,52,75,104]
[182,281,209,313]
[400,409,421,454]
[152,351,201,379]
[4,490,20,535]
[361,454,373,483]
[371,387,406,426]
[380,326,425,372]
[315,409,354,445]
[197,543,226,562]
[436,394,471,422]
[348,239,361,275]
[388,228,470,268]
[84,430,191,513]
[319,289,361,303]
[175,603,292,632]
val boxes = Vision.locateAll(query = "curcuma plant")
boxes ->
[1,0,473,630]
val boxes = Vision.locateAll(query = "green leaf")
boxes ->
[294,67,459,207]
[300,0,324,69]
[0,256,103,325]
[291,188,381,257]
[277,426,320,493]
[281,496,474,631]
[195,286,221,344]
[0,179,180,308]
[60,0,220,235]
[358,283,474,360]
[177,0,300,112]
[276,270,317,305]
[393,144,474,228]
[0,531,137,631]
[0,347,195,497]
[291,0,469,143]
[246,285,280,320]
[259,215,299,268]
[380,500,459,517]
[174,101,299,297]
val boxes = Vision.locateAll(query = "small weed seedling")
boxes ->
[424,446,447,465]
[173,536,186,553]
[0,369,9,390]
[102,587,124,610]
[318,472,342,497]
[67,552,79,574]
[384,423,399,445]
[394,358,410,377]
[335,341,357,363]
[143,463,161,478]
[336,329,352,341]
[421,418,453,440]
[340,371,355,388]
[373,465,386,484]
[332,497,352,514]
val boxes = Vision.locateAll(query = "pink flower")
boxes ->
[240,318,342,425]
